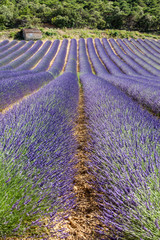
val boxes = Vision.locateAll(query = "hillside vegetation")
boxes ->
[0,0,160,32]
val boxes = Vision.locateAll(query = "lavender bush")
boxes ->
[0,40,17,54]
[0,41,34,68]
[109,38,153,76]
[16,41,51,71]
[121,39,160,74]
[130,39,160,63]
[102,38,139,76]
[33,40,59,73]
[0,40,9,48]
[48,39,68,76]
[79,38,92,75]
[81,73,160,240]
[0,40,43,71]
[0,72,79,238]
[65,39,77,75]
[0,71,55,111]
[0,41,25,60]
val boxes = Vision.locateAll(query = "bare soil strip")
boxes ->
[63,85,101,240]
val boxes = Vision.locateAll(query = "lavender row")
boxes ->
[100,73,160,115]
[48,39,68,76]
[33,40,60,72]
[80,38,160,85]
[79,38,92,75]
[0,41,70,110]
[0,72,79,238]
[0,40,43,71]
[85,39,160,114]
[0,40,59,80]
[0,70,33,81]
[65,39,77,75]
[148,39,160,48]
[0,40,9,48]
[121,39,160,74]
[0,41,34,68]
[109,39,154,76]
[102,38,139,76]
[0,71,53,111]
[0,40,17,54]
[81,73,160,239]
[144,39,160,54]
[134,39,160,61]
[94,38,124,76]
[87,38,109,75]
[16,41,51,71]
[0,41,25,60]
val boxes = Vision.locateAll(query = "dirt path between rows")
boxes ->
[64,85,101,240]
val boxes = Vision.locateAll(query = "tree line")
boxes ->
[0,0,160,32]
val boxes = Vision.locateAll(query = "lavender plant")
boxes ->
[80,73,160,240]
[0,40,43,71]
[0,72,79,238]
[144,39,160,54]
[0,41,34,68]
[94,38,124,76]
[130,39,160,63]
[48,39,68,76]
[109,38,154,76]
[0,40,17,54]
[0,71,53,111]
[84,38,160,114]
[0,40,9,48]
[33,40,59,73]
[102,38,139,76]
[16,41,51,71]
[121,39,160,74]
[0,41,25,60]
[79,38,92,75]
[65,39,77,75]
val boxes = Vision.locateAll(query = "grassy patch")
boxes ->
[0,28,160,40]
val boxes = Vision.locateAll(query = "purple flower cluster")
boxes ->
[0,41,25,60]
[78,38,160,115]
[87,38,110,75]
[130,39,160,63]
[33,39,60,73]
[120,39,160,75]
[109,38,153,76]
[79,38,92,75]
[80,73,160,239]
[102,38,139,76]
[144,39,160,54]
[48,39,68,76]
[0,41,34,69]
[148,39,160,48]
[101,73,160,115]
[16,41,51,71]
[94,38,124,76]
[0,40,9,48]
[0,40,43,71]
[65,39,77,75]
[0,40,17,54]
[0,71,54,111]
[0,72,79,237]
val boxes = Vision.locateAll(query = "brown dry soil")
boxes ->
[64,86,102,240]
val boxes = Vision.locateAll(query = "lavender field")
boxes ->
[0,38,160,239]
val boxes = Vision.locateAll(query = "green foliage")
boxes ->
[0,0,160,31]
